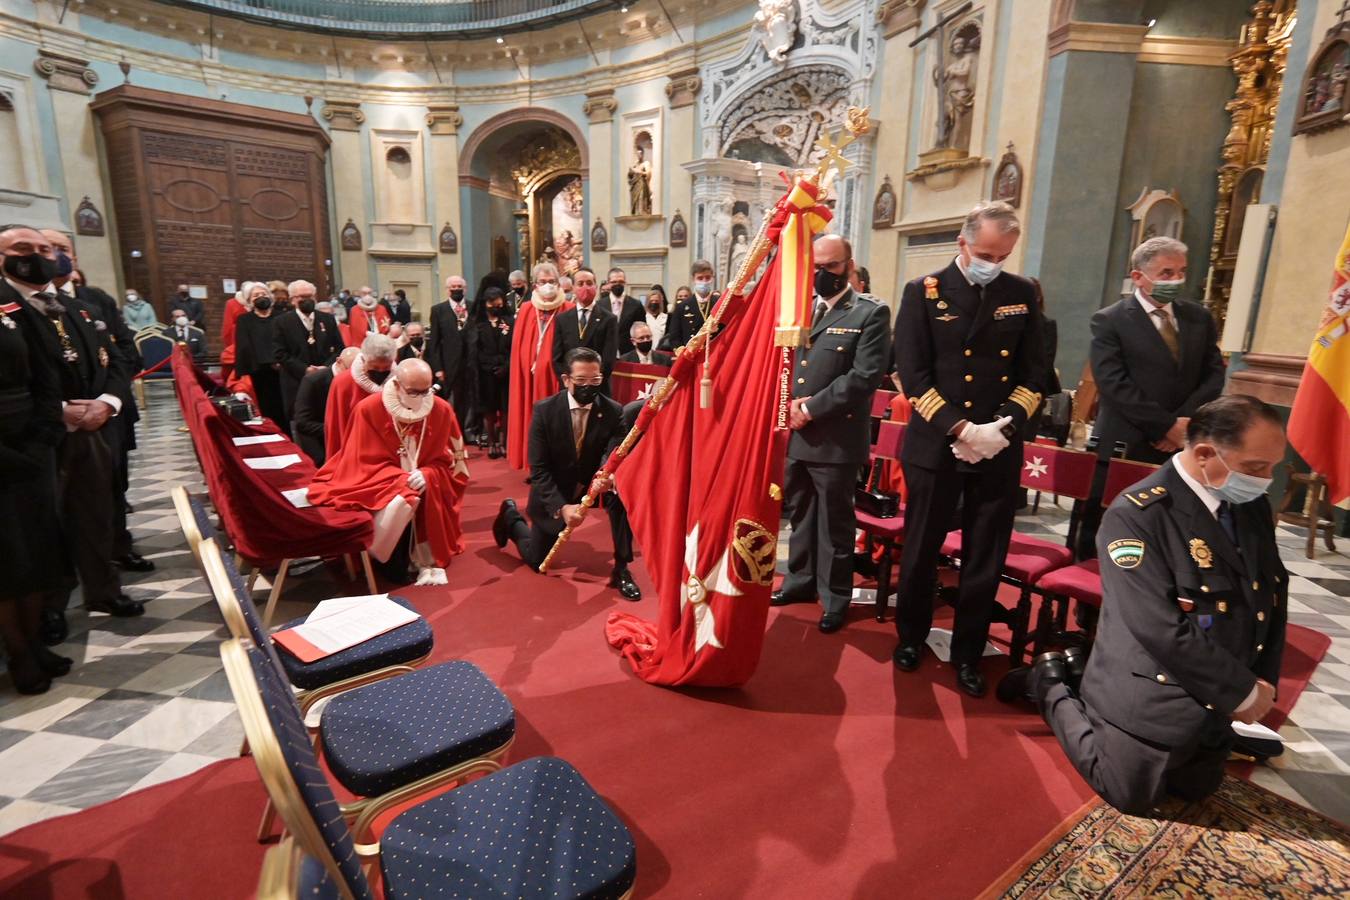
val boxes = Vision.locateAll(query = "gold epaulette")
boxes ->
[1009,386,1042,418]
[1125,485,1168,508]
[911,388,945,422]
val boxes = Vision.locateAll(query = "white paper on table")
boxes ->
[925,627,1004,662]
[281,487,312,508]
[232,434,285,446]
[305,594,385,623]
[289,595,419,654]
[1231,721,1284,742]
[244,453,302,470]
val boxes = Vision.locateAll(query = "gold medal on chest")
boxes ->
[936,300,949,310]
[1188,538,1213,569]
[924,276,939,301]
[98,346,109,368]
[307,335,316,345]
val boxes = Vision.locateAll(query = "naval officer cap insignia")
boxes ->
[1107,538,1145,569]
[1189,538,1214,569]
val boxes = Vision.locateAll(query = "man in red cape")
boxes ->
[507,262,573,469]
[348,288,392,346]
[309,358,469,585]
[325,333,397,456]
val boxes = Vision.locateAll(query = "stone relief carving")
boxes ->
[931,20,981,152]
[718,65,853,166]
[754,0,799,62]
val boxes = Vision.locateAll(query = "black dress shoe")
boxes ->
[610,569,642,601]
[493,499,517,549]
[86,595,145,617]
[892,644,923,672]
[31,644,73,678]
[818,612,845,633]
[770,590,813,607]
[11,665,51,695]
[987,603,1016,626]
[1027,651,1069,705]
[114,552,155,572]
[956,663,986,698]
[996,666,1033,705]
[40,609,68,646]
[1062,646,1087,684]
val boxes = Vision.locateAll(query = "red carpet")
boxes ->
[0,457,1332,899]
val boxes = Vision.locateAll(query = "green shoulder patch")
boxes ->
[1108,539,1146,569]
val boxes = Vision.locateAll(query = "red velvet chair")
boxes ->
[857,420,906,622]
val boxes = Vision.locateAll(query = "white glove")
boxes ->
[407,468,426,492]
[950,439,983,464]
[958,416,1013,460]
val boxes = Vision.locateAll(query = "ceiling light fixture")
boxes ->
[496,36,504,44]
[1146,18,1156,28]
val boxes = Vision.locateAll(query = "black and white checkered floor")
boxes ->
[1,381,1348,835]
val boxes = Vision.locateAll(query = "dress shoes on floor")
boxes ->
[892,643,924,672]
[998,650,1071,705]
[40,610,68,646]
[818,611,845,633]
[86,594,145,617]
[114,552,155,572]
[492,499,518,549]
[770,589,815,607]
[955,663,986,698]
[31,643,73,678]
[610,568,641,601]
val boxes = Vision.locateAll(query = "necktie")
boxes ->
[1217,501,1240,549]
[812,301,827,326]
[571,407,587,454]
[578,307,589,335]
[1151,309,1180,363]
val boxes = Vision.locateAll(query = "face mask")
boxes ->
[536,283,558,300]
[488,304,505,315]
[814,267,848,299]
[175,316,189,327]
[610,284,625,298]
[449,289,465,302]
[692,280,713,297]
[297,299,315,314]
[254,297,273,311]
[570,383,601,406]
[574,284,597,305]
[4,251,59,286]
[410,336,425,349]
[1146,277,1184,305]
[55,252,74,278]
[965,255,1003,286]
[635,340,653,355]
[367,368,391,385]
[1202,449,1272,506]
[564,292,575,302]
[648,300,663,313]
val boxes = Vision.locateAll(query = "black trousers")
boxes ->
[45,429,124,611]
[896,458,1018,665]
[252,368,289,434]
[447,373,476,437]
[1041,682,1231,815]
[102,415,133,557]
[279,370,304,424]
[781,458,858,615]
[1076,444,1175,559]
[508,496,634,572]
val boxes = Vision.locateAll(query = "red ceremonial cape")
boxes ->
[309,391,468,566]
[219,299,247,380]
[349,305,392,346]
[324,369,378,457]
[506,299,573,469]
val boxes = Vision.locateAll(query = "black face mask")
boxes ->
[3,252,59,286]
[410,337,425,349]
[648,302,663,314]
[814,267,848,300]
[635,340,653,355]
[488,304,505,315]
[449,289,465,302]
[367,368,391,385]
[570,383,601,406]
[610,284,625,298]
[253,297,273,311]
[298,299,316,314]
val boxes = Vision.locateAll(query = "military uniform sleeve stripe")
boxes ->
[911,389,946,422]
[1008,386,1042,418]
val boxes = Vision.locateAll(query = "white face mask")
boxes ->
[964,254,1003,286]
[536,283,558,300]
[175,316,189,327]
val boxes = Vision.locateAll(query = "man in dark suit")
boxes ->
[273,278,345,424]
[891,201,1046,697]
[397,321,428,362]
[172,284,205,330]
[293,346,359,466]
[1002,396,1287,813]
[602,267,646,355]
[165,306,207,361]
[552,267,618,391]
[660,259,720,352]
[492,347,640,600]
[772,234,891,633]
[0,225,145,644]
[1080,237,1226,555]
[427,274,474,433]
[618,320,673,366]
[383,288,413,327]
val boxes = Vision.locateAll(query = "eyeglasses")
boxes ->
[399,385,432,397]
[569,377,604,387]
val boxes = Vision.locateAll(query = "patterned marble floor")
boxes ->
[1,380,1348,838]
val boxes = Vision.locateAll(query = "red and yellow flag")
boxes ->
[1288,221,1350,504]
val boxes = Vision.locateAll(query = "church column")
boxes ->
[583,88,618,276]
[36,49,119,292]
[426,104,464,287]
[322,100,370,289]
[665,69,701,284]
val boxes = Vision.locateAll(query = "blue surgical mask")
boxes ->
[1202,449,1272,505]
[55,251,74,278]
[965,255,1003,287]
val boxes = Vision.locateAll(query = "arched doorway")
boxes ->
[459,109,588,287]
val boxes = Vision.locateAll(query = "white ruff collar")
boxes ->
[382,379,434,423]
[530,289,565,312]
[357,297,379,311]
[351,354,384,394]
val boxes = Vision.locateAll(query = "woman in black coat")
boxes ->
[472,288,513,459]
[233,296,287,432]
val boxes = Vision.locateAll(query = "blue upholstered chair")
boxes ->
[225,640,637,900]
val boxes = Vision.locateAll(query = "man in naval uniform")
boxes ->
[1002,395,1288,814]
[891,201,1046,697]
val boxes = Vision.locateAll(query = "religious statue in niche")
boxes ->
[553,231,583,275]
[932,21,982,152]
[340,219,362,251]
[872,176,896,228]
[590,217,608,252]
[75,196,105,237]
[727,232,750,284]
[439,223,458,254]
[992,143,1022,208]
[670,210,688,247]
[754,0,799,62]
[1293,21,1349,136]
[629,138,654,216]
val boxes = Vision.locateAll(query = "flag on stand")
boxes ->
[604,179,830,687]
[1288,221,1350,504]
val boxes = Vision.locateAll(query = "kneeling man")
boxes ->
[309,358,470,585]
[1006,395,1287,814]
[492,347,641,600]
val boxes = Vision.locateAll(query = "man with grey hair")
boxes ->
[273,277,344,424]
[324,332,397,455]
[507,269,529,311]
[1078,235,1225,557]
[891,199,1046,697]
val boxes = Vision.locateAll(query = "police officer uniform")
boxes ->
[779,288,891,622]
[1038,459,1286,814]
[893,259,1045,671]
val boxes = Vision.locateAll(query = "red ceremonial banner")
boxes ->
[610,361,671,405]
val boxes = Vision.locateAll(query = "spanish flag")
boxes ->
[1287,221,1350,504]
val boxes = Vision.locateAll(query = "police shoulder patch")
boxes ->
[1107,539,1146,569]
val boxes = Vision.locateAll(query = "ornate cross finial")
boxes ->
[814,129,854,181]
